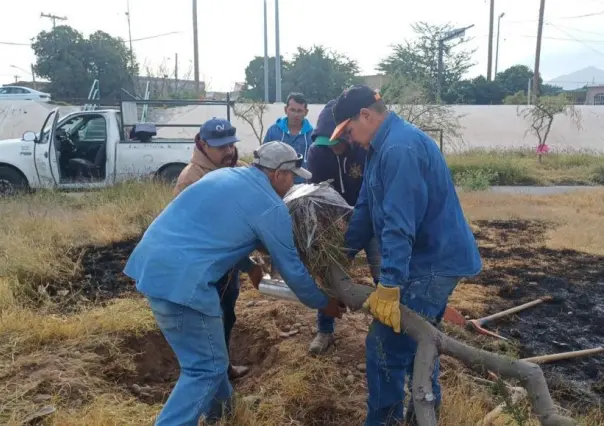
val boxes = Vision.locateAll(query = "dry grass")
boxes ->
[1,181,603,425]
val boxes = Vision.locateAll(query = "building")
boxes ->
[566,84,604,105]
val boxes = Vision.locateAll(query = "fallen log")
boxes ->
[326,263,576,426]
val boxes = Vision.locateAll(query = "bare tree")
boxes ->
[326,264,576,426]
[232,99,269,145]
[381,74,466,151]
[137,57,195,99]
[518,94,582,162]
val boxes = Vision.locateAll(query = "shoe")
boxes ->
[228,364,250,380]
[308,332,335,355]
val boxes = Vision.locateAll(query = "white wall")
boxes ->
[2,101,603,154]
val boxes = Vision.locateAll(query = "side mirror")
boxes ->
[22,131,37,142]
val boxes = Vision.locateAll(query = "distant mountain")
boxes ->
[547,66,604,90]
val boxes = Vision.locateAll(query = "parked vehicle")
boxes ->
[0,97,234,196]
[0,85,51,102]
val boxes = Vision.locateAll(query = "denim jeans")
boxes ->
[317,236,381,334]
[147,296,233,426]
[364,275,461,426]
[216,270,240,355]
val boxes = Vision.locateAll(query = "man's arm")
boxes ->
[344,177,373,258]
[379,145,428,286]
[306,145,331,184]
[254,205,329,309]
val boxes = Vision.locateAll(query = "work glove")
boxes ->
[362,284,401,333]
[320,297,347,319]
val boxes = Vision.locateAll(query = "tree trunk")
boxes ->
[326,264,576,426]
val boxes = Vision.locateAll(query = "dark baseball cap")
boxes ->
[199,117,240,147]
[330,85,382,141]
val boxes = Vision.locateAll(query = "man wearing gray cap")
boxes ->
[124,141,344,425]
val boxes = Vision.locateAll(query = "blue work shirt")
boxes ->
[263,117,313,184]
[345,112,482,286]
[124,166,330,316]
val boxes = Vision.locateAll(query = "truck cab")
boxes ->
[0,97,233,196]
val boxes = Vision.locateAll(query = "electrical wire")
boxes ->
[0,31,182,48]
[547,23,604,58]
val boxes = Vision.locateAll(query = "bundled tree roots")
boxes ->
[283,183,576,426]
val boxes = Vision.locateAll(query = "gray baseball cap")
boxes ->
[252,141,312,180]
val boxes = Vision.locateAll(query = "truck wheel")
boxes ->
[0,166,28,197]
[157,164,185,184]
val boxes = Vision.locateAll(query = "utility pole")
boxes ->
[263,0,270,103]
[486,0,495,81]
[494,12,505,78]
[125,0,134,71]
[40,12,67,29]
[274,0,282,103]
[174,53,179,81]
[192,0,200,95]
[31,64,37,90]
[533,0,546,102]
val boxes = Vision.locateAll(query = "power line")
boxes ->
[0,31,181,48]
[547,22,604,58]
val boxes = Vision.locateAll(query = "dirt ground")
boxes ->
[36,217,603,415]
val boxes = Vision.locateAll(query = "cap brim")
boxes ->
[292,166,312,180]
[329,119,350,141]
[205,135,240,147]
[313,136,339,146]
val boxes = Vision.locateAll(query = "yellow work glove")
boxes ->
[362,284,402,333]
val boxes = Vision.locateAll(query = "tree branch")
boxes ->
[326,264,576,426]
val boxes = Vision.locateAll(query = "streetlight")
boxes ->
[437,24,474,103]
[494,12,505,78]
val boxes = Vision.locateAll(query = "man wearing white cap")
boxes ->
[124,141,344,425]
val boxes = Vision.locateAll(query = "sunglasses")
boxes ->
[276,156,303,170]
[207,127,236,139]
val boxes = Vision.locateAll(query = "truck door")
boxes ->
[33,108,61,188]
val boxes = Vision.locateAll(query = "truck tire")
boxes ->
[157,163,185,184]
[0,166,28,197]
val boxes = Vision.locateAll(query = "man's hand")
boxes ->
[320,297,347,319]
[247,264,263,290]
[362,284,401,333]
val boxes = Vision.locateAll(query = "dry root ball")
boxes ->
[284,182,359,292]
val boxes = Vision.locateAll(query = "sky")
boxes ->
[1,0,604,91]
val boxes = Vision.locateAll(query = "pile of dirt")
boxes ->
[472,219,604,407]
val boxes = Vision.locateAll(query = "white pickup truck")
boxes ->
[0,98,233,196]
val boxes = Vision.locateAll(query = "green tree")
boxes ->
[241,56,290,103]
[32,25,90,99]
[32,25,135,100]
[283,46,361,103]
[86,31,136,98]
[496,64,563,98]
[446,76,504,104]
[378,22,475,102]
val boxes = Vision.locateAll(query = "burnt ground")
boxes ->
[471,220,604,407]
[42,220,604,410]
[42,239,139,310]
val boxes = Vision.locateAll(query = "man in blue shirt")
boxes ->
[263,92,313,183]
[330,85,482,426]
[124,142,344,426]
[306,100,381,355]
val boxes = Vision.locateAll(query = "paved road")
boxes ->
[485,186,601,195]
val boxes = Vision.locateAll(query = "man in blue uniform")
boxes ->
[306,100,381,354]
[124,141,344,426]
[263,92,313,183]
[330,85,482,426]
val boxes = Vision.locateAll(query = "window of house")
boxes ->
[594,93,604,105]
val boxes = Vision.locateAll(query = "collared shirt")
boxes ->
[124,166,329,316]
[345,112,482,285]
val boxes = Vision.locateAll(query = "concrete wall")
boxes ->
[1,101,603,155]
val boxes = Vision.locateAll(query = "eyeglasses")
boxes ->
[207,127,236,139]
[275,156,303,170]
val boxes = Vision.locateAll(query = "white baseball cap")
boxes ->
[252,141,312,180]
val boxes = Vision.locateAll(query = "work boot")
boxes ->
[228,364,250,380]
[308,332,335,355]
